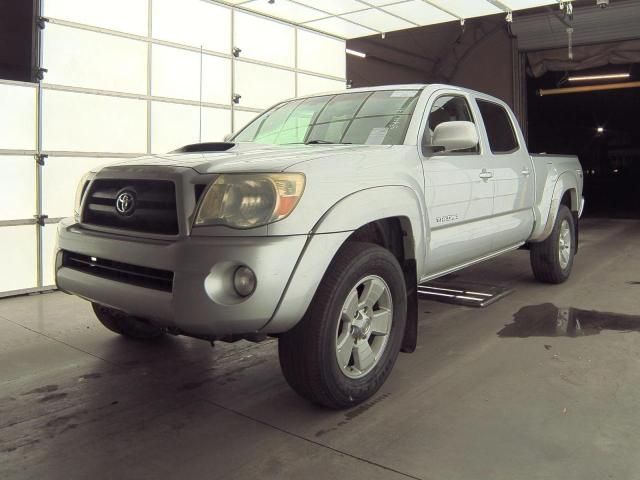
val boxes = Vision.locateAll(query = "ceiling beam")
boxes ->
[358,0,421,28]
[421,1,462,21]
[485,0,511,12]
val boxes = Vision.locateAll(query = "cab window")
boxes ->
[476,99,519,154]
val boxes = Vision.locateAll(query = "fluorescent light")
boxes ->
[346,48,366,58]
[568,73,630,82]
[596,127,604,133]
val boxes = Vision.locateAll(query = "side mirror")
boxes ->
[430,121,478,153]
[223,133,233,142]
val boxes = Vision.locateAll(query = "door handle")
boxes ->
[521,168,531,176]
[479,169,493,180]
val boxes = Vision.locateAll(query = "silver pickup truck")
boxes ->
[56,84,583,408]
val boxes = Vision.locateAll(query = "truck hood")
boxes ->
[106,143,394,174]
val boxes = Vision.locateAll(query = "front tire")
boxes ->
[278,242,407,409]
[530,205,576,284]
[92,303,165,340]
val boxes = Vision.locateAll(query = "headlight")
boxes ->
[74,172,95,220]
[194,173,305,229]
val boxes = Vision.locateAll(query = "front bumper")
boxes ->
[55,218,308,336]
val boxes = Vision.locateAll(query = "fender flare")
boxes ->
[313,185,428,263]
[260,185,427,340]
[530,172,579,243]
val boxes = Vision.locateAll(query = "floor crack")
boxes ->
[0,314,119,367]
[200,397,426,480]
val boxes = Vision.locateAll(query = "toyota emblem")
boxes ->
[115,190,136,216]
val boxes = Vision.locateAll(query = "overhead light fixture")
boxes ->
[568,73,630,82]
[346,48,366,58]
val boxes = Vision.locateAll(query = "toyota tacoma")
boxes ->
[55,84,584,408]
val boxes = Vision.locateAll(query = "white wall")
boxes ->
[0,0,346,294]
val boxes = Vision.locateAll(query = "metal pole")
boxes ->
[230,7,235,133]
[199,45,203,141]
[147,0,152,154]
[294,27,298,97]
[35,0,44,288]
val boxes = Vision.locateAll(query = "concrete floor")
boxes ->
[1,218,639,480]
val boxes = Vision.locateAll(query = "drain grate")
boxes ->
[418,280,513,308]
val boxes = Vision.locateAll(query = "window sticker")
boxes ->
[390,90,417,98]
[365,127,389,145]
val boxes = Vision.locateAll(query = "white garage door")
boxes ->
[0,0,345,296]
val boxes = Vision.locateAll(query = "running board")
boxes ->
[417,281,513,308]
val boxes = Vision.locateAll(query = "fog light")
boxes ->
[233,266,256,297]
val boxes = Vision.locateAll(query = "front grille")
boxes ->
[83,179,179,235]
[62,251,173,292]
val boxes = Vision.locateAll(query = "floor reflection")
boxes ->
[498,303,640,337]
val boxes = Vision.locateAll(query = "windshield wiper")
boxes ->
[305,140,352,145]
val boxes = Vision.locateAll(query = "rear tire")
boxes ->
[92,303,165,340]
[530,205,575,284]
[278,242,407,409]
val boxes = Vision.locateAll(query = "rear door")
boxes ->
[474,98,535,249]
[419,91,495,275]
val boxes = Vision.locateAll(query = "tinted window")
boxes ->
[423,95,478,153]
[477,100,519,153]
[233,89,421,146]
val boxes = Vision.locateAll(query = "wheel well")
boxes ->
[345,217,415,265]
[346,217,418,354]
[561,189,577,212]
[560,189,580,252]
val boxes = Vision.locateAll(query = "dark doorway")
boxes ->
[527,64,640,219]
[0,0,37,82]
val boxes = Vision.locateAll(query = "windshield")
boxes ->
[232,89,422,146]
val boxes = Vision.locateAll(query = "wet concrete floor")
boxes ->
[1,218,639,479]
[499,304,640,338]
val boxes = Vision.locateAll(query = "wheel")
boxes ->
[530,205,576,284]
[92,303,165,340]
[278,241,407,409]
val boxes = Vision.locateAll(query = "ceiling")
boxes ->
[219,0,570,39]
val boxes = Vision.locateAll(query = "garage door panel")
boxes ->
[42,89,147,154]
[152,0,231,53]
[297,29,346,79]
[0,156,36,221]
[151,101,200,154]
[0,226,38,292]
[297,74,345,97]
[43,23,147,95]
[0,83,37,151]
[43,0,148,36]
[235,12,295,68]
[234,62,295,109]
[151,45,201,102]
[201,108,232,143]
[202,55,232,106]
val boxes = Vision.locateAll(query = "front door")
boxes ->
[420,92,495,276]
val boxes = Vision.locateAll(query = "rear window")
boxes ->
[476,100,519,153]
